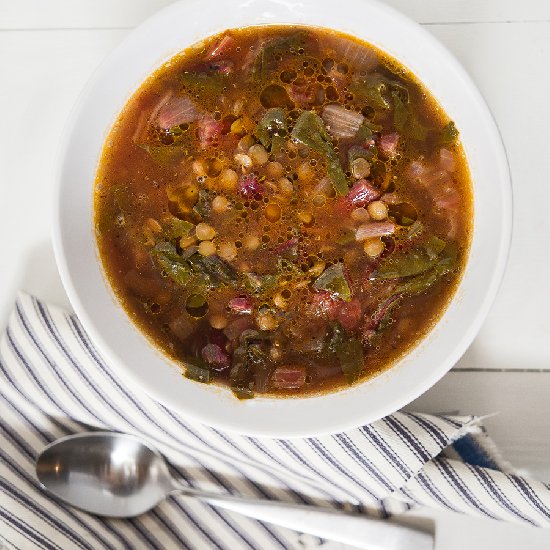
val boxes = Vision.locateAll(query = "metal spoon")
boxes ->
[36,432,433,550]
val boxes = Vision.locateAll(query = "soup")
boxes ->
[94,26,472,399]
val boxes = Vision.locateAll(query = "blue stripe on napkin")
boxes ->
[0,292,549,549]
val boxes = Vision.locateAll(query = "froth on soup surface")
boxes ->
[95,26,473,399]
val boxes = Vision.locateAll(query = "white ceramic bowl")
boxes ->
[53,0,512,437]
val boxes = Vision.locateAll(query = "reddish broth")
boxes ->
[95,26,473,398]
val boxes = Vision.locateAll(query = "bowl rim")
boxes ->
[52,0,512,438]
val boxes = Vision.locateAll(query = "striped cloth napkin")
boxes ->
[1,292,549,549]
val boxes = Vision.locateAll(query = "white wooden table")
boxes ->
[1,1,549,548]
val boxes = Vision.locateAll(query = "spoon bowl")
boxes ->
[36,431,434,549]
[36,432,174,517]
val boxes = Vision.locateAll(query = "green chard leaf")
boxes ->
[389,86,428,142]
[180,71,228,96]
[187,254,238,286]
[391,81,410,103]
[291,111,327,148]
[323,323,364,383]
[244,272,279,295]
[408,116,428,142]
[184,359,210,383]
[347,144,375,167]
[394,269,440,296]
[440,121,459,145]
[377,296,403,332]
[355,120,383,144]
[152,240,238,290]
[337,337,364,384]
[325,322,346,355]
[349,75,391,110]
[153,241,182,262]
[355,124,373,143]
[374,249,436,280]
[96,183,133,233]
[229,334,269,399]
[252,32,308,82]
[291,111,348,195]
[326,160,349,196]
[438,241,459,270]
[374,238,456,282]
[388,202,418,227]
[152,242,194,286]
[138,144,188,165]
[167,218,194,240]
[313,263,352,301]
[425,235,447,259]
[231,385,254,399]
[193,189,214,219]
[405,220,424,239]
[394,242,460,296]
[335,228,355,245]
[392,90,409,131]
[256,108,288,150]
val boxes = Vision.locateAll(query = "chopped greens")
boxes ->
[256,108,288,151]
[291,111,348,195]
[374,242,458,294]
[229,347,254,399]
[336,337,364,383]
[350,75,391,110]
[193,189,214,219]
[229,330,271,398]
[326,323,364,383]
[355,120,383,144]
[348,144,375,166]
[425,235,447,259]
[152,241,237,290]
[408,116,428,142]
[325,322,345,355]
[180,71,229,96]
[392,90,409,131]
[95,27,471,400]
[253,32,308,82]
[152,242,194,286]
[184,359,211,383]
[389,89,428,142]
[437,241,459,270]
[373,248,437,279]
[96,184,132,232]
[394,268,439,296]
[244,272,279,295]
[388,203,418,226]
[138,144,188,165]
[376,296,402,332]
[313,263,352,301]
[440,121,459,145]
[167,218,194,240]
[187,254,238,285]
[406,220,424,239]
[396,257,455,295]
[374,239,458,291]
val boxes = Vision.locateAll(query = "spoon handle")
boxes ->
[174,486,433,550]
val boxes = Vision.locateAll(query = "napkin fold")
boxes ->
[0,292,549,549]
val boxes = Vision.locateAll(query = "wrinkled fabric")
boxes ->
[1,293,549,549]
